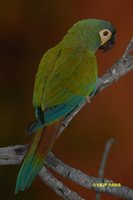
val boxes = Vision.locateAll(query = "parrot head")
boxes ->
[65,19,116,52]
[98,26,116,52]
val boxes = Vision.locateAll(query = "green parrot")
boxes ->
[15,19,116,193]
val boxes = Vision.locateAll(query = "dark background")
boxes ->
[0,0,133,199]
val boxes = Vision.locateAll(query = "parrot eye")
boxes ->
[103,31,109,36]
[99,29,112,45]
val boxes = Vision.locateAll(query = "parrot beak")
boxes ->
[99,33,116,52]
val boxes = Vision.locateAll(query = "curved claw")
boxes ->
[86,96,91,104]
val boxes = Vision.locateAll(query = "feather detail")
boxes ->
[15,120,62,193]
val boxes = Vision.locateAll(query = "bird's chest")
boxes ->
[69,64,97,96]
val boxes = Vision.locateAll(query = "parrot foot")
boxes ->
[86,96,91,104]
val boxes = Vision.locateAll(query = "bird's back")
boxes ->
[33,43,98,111]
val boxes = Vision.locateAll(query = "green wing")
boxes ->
[33,45,97,111]
[33,45,61,107]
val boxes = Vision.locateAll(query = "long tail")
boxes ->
[15,120,62,194]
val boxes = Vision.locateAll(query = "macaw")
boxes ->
[15,19,116,193]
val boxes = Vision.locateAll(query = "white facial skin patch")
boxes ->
[99,29,112,45]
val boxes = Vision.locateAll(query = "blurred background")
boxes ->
[0,0,133,199]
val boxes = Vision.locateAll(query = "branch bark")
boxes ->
[0,144,133,199]
[1,38,133,199]
[39,167,84,200]
[96,138,116,200]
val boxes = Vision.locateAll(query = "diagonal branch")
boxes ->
[46,150,133,200]
[40,167,84,200]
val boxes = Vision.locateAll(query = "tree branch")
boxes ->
[0,144,133,199]
[46,150,133,200]
[1,38,133,199]
[96,138,116,200]
[39,167,84,200]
